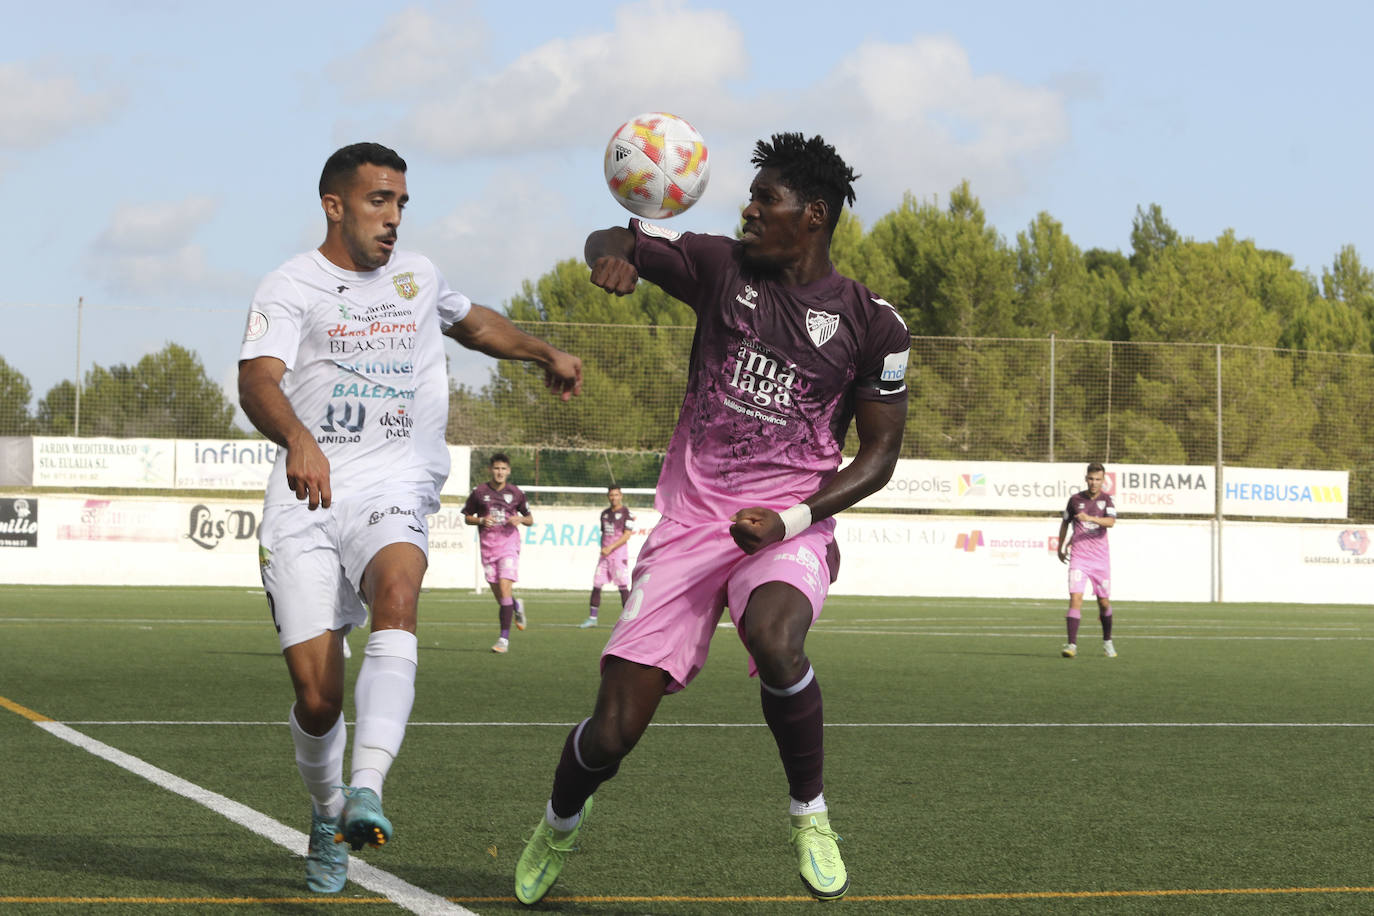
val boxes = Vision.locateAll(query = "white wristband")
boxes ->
[778,503,812,540]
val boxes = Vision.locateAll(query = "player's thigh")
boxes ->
[259,503,364,650]
[339,490,431,607]
[726,528,833,679]
[611,555,631,587]
[1068,566,1089,596]
[483,553,519,585]
[591,556,613,588]
[602,519,735,692]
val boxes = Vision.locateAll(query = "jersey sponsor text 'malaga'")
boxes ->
[629,219,910,524]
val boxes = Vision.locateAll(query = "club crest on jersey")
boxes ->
[806,309,839,347]
[392,272,419,300]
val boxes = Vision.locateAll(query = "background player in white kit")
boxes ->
[238,142,581,893]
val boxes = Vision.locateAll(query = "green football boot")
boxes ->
[514,797,592,905]
[790,810,849,901]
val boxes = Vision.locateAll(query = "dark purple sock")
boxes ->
[1066,615,1080,644]
[618,586,630,606]
[589,588,601,618]
[1100,608,1113,640]
[550,721,620,818]
[760,667,825,803]
[498,601,514,639]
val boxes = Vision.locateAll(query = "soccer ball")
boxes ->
[603,112,710,219]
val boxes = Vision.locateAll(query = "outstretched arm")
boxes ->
[238,356,332,510]
[729,397,907,555]
[445,304,582,400]
[1057,517,1071,564]
[585,227,639,295]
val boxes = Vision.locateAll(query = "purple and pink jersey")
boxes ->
[629,220,911,523]
[599,506,636,560]
[598,221,910,691]
[463,482,529,561]
[1063,490,1115,577]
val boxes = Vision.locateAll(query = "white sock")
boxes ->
[350,629,418,799]
[289,705,346,819]
[789,793,827,817]
[546,799,583,833]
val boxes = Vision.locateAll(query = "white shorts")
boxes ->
[258,486,433,650]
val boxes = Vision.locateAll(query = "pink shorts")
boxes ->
[1069,563,1110,599]
[602,516,834,692]
[592,552,631,588]
[483,552,519,585]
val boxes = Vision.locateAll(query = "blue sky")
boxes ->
[5,0,1373,416]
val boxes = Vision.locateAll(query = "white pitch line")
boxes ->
[33,720,476,916]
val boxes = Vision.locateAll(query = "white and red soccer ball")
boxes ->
[603,112,710,219]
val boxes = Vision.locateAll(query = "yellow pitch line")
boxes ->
[0,695,51,722]
[8,887,1374,906]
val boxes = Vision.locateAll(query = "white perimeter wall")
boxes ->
[2,495,1371,605]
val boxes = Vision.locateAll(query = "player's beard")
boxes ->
[342,220,393,272]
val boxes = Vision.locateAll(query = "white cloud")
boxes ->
[0,61,121,148]
[792,35,1070,213]
[346,6,1065,224]
[329,1,488,100]
[392,0,748,157]
[94,197,218,254]
[88,197,251,298]
[407,164,584,307]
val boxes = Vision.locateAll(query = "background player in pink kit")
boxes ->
[580,485,636,628]
[1056,462,1118,658]
[513,133,910,904]
[462,453,532,654]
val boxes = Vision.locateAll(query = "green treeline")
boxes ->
[6,184,1374,514]
[460,186,1374,514]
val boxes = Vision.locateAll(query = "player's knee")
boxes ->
[367,580,420,629]
[295,686,344,730]
[581,716,642,765]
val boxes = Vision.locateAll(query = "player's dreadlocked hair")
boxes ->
[750,133,859,231]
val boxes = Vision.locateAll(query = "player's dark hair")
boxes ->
[489,453,511,467]
[750,133,858,231]
[1087,462,1105,474]
[607,485,622,493]
[319,142,407,199]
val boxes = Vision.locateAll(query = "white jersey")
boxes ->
[239,248,471,507]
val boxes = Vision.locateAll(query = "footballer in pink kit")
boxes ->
[1056,462,1118,658]
[514,133,910,904]
[580,485,636,628]
[462,453,532,653]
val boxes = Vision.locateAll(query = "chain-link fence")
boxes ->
[8,324,1374,517]
[461,326,1374,518]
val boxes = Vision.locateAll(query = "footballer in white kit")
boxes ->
[238,142,581,895]
[242,248,470,644]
